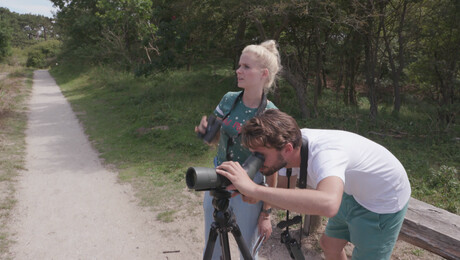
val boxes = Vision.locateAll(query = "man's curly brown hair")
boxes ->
[241,109,302,150]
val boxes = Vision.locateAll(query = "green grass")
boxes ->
[50,63,232,213]
[50,62,459,215]
[156,210,177,223]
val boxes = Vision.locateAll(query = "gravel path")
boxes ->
[9,70,200,260]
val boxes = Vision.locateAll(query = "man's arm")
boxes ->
[217,162,344,217]
[253,176,343,217]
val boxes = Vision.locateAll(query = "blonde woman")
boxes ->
[195,40,282,259]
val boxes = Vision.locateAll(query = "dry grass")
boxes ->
[0,66,32,258]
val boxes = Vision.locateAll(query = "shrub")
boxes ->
[427,165,459,213]
[26,40,62,68]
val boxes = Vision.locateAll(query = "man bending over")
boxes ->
[216,109,411,260]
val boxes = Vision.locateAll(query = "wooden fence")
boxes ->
[304,197,460,260]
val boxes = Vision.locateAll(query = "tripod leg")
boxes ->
[203,224,233,260]
[230,224,254,260]
[204,225,219,260]
[219,231,232,260]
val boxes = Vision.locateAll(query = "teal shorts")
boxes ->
[325,193,408,260]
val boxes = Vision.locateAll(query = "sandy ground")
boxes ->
[7,70,444,260]
[0,72,7,80]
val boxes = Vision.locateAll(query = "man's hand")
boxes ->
[216,161,257,196]
[241,194,259,204]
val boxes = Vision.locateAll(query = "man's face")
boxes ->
[250,146,287,176]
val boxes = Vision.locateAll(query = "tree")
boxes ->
[0,9,12,60]
[0,8,55,49]
[48,0,458,123]
[51,0,103,61]
[407,0,459,125]
[381,0,409,114]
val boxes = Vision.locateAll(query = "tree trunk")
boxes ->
[282,70,310,119]
[365,48,379,119]
[43,26,47,41]
[335,62,344,115]
[314,26,323,98]
[313,27,322,117]
[394,1,407,113]
[382,0,407,114]
[363,1,385,120]
[253,17,267,41]
[233,19,247,70]
[343,31,361,106]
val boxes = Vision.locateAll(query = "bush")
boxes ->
[26,40,62,68]
[0,20,12,62]
[426,165,460,213]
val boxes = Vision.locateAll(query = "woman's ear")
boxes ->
[261,68,269,78]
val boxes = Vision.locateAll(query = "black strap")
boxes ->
[299,138,308,189]
[222,91,267,120]
[283,168,305,243]
[255,92,268,117]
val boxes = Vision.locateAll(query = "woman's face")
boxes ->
[236,52,267,90]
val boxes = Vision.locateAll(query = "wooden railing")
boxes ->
[399,198,460,260]
[303,197,460,260]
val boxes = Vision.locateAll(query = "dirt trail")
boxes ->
[9,70,201,260]
[0,72,8,80]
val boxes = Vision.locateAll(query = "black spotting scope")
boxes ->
[186,152,265,191]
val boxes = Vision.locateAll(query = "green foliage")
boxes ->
[419,166,459,214]
[26,40,61,68]
[50,0,103,64]
[0,18,12,61]
[0,7,56,49]
[49,0,459,122]
[428,166,459,193]
[95,0,158,68]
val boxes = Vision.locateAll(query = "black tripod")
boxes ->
[203,189,253,260]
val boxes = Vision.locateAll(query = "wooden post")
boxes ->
[303,215,322,236]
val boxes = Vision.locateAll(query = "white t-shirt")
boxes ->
[279,128,411,214]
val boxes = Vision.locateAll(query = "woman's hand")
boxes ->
[258,213,272,241]
[194,115,207,134]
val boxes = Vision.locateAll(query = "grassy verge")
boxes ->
[50,62,459,217]
[0,65,33,257]
[50,63,233,213]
